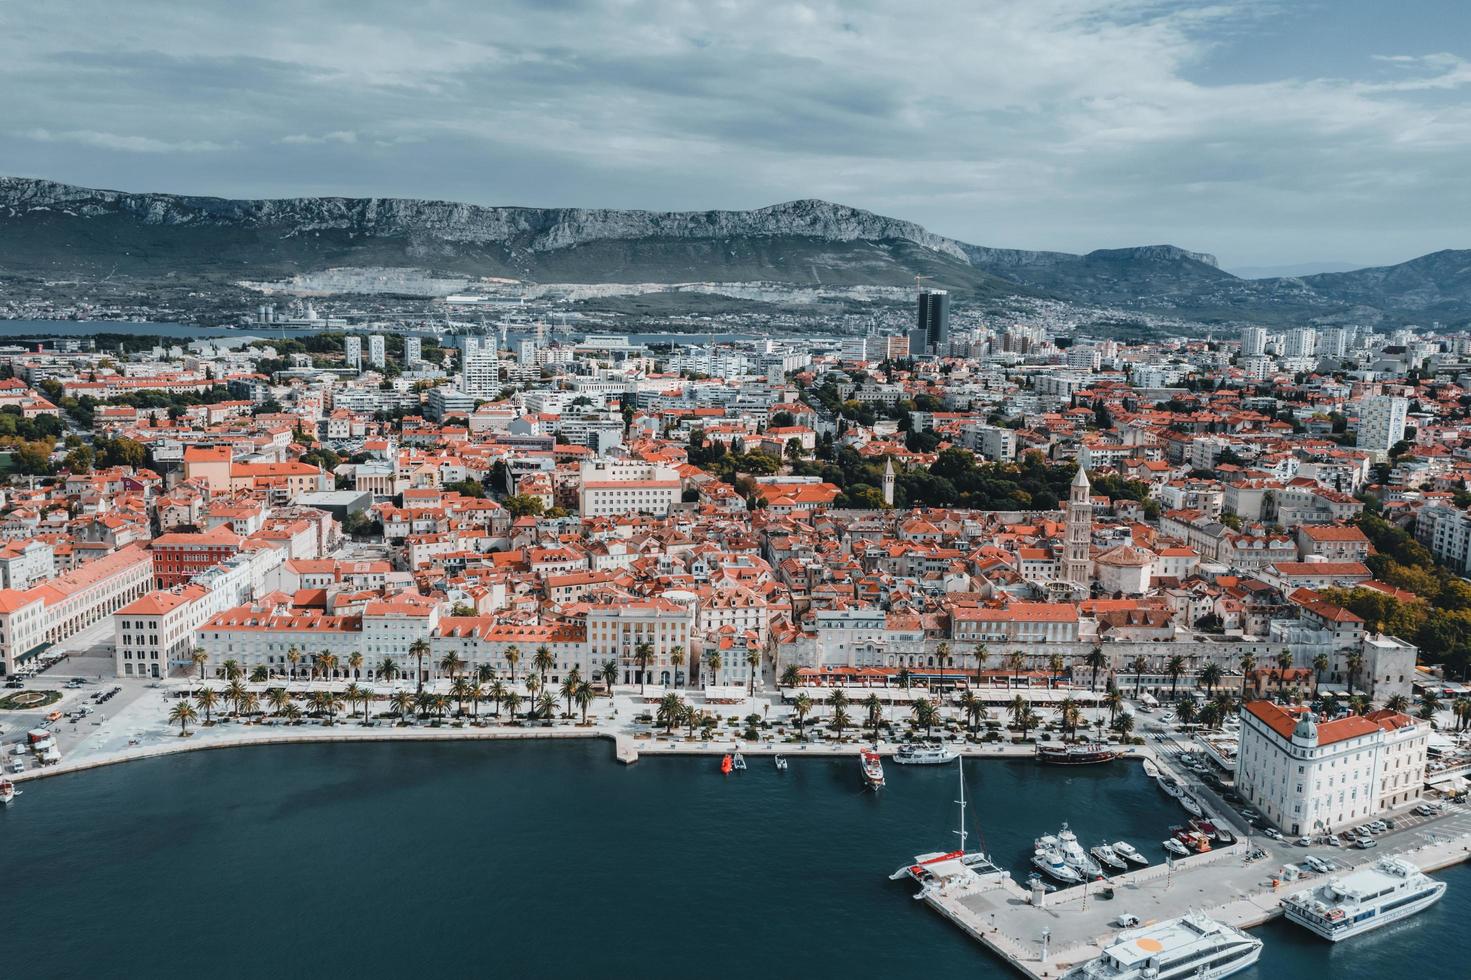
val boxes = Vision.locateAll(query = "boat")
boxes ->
[1141,758,1161,779]
[860,748,885,790]
[0,778,15,805]
[1162,837,1191,857]
[1190,817,1219,839]
[1033,844,1084,883]
[890,758,1006,890]
[720,754,733,775]
[1282,857,1446,942]
[1157,775,1184,799]
[1025,872,1058,893]
[1179,793,1204,818]
[893,743,959,765]
[1112,841,1149,866]
[1035,742,1124,765]
[1090,843,1129,872]
[1056,823,1103,877]
[1076,911,1262,979]
[774,754,788,771]
[731,752,746,771]
[1172,827,1211,853]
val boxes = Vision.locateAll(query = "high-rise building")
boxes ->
[1319,327,1347,359]
[1356,395,1408,457]
[917,289,949,353]
[1284,327,1317,359]
[839,337,869,363]
[368,334,386,369]
[344,335,362,371]
[460,336,500,399]
[404,336,423,366]
[1239,326,1267,357]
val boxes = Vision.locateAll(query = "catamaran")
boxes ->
[860,748,885,790]
[890,758,1006,895]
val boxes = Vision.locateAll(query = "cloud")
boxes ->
[1,0,1469,265]
[22,129,227,153]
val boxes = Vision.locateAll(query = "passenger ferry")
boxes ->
[1075,911,1262,979]
[1282,857,1446,942]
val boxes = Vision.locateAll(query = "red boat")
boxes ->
[720,754,733,775]
[860,749,885,790]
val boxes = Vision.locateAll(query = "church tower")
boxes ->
[1064,466,1092,590]
[882,457,896,508]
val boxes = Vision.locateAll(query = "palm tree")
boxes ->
[250,665,268,684]
[1417,690,1440,721]
[958,690,982,732]
[467,682,484,719]
[1312,653,1330,696]
[1085,647,1107,692]
[575,681,595,724]
[533,645,555,692]
[1452,696,1471,732]
[505,644,522,687]
[864,693,883,742]
[793,693,813,735]
[225,679,247,716]
[282,702,302,724]
[1238,653,1256,699]
[195,687,218,724]
[390,690,415,721]
[633,641,654,693]
[1176,697,1198,728]
[344,683,364,721]
[222,659,242,682]
[746,648,761,696]
[831,704,851,738]
[477,663,496,687]
[318,653,339,684]
[440,651,465,685]
[1130,655,1148,698]
[1384,693,1411,714]
[191,647,208,684]
[781,664,800,689]
[1113,712,1135,740]
[911,697,939,737]
[450,676,471,716]
[535,692,556,721]
[348,652,363,680]
[1166,655,1186,701]
[359,687,377,722]
[1276,650,1294,699]
[1350,693,1371,716]
[239,691,259,718]
[1199,662,1223,697]
[1009,694,1029,732]
[657,692,685,733]
[897,667,913,691]
[1345,652,1365,696]
[705,650,723,688]
[410,638,431,693]
[561,668,582,717]
[1103,687,1124,725]
[1058,696,1081,738]
[972,642,989,688]
[670,645,685,688]
[599,658,619,692]
[169,699,197,735]
[1005,651,1026,689]
[323,690,342,724]
[489,680,508,718]
[377,657,399,683]
[266,687,291,717]
[1213,692,1238,727]
[286,647,301,684]
[826,690,848,735]
[503,691,524,722]
[1048,653,1065,690]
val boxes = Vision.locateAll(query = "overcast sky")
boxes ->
[2,0,1468,270]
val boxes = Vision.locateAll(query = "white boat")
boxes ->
[1112,841,1149,866]
[890,758,1006,889]
[1077,911,1262,979]
[893,743,959,765]
[0,777,15,805]
[1283,857,1446,942]
[1057,823,1102,877]
[1162,837,1191,857]
[731,752,746,771]
[860,748,885,790]
[1179,793,1204,818]
[1157,775,1184,799]
[1090,843,1129,872]
[774,754,788,771]
[1033,845,1084,884]
[1141,758,1161,779]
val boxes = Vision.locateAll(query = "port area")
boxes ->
[915,830,1471,979]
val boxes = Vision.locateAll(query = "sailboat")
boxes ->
[889,758,1004,890]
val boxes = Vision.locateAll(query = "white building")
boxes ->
[1235,701,1426,836]
[404,336,423,367]
[0,539,55,591]
[1356,395,1408,458]
[368,334,386,369]
[577,459,681,517]
[345,335,362,371]
[1240,326,1267,357]
[1284,327,1317,359]
[461,337,501,399]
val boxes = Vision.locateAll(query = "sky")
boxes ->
[2,0,1469,271]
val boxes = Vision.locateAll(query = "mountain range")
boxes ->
[1,176,1467,326]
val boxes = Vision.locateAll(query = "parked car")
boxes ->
[1264,828,1285,841]
[1294,836,1313,847]
[1355,838,1378,849]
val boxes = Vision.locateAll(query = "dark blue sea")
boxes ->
[0,742,1463,978]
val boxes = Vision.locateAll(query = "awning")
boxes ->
[1426,773,1467,791]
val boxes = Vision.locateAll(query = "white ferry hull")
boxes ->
[1285,881,1446,942]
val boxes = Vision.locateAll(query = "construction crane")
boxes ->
[913,274,933,293]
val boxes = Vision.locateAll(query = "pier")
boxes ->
[912,831,1471,978]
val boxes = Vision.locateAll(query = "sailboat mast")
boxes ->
[955,757,968,851]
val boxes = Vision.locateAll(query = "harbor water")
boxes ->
[1,741,1465,978]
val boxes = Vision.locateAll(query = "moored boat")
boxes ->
[860,748,885,790]
[1033,845,1084,883]
[893,743,959,765]
[1090,843,1129,872]
[1035,742,1124,765]
[889,758,1005,889]
[1158,775,1183,799]
[1179,793,1204,818]
[1142,757,1161,779]
[1283,857,1445,942]
[774,754,788,771]
[0,777,15,805]
[1077,911,1262,979]
[731,752,746,771]
[1112,841,1148,866]
[720,754,733,775]
[1162,837,1191,857]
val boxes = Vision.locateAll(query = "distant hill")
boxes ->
[0,177,1466,325]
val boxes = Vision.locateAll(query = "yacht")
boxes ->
[1179,793,1204,818]
[1158,775,1183,799]
[1283,858,1446,942]
[1112,841,1149,866]
[890,758,1006,894]
[860,749,885,790]
[1090,843,1129,872]
[1162,837,1191,857]
[0,777,15,805]
[1033,844,1084,884]
[1141,758,1161,779]
[1076,911,1262,979]
[1057,823,1103,877]
[893,743,959,765]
